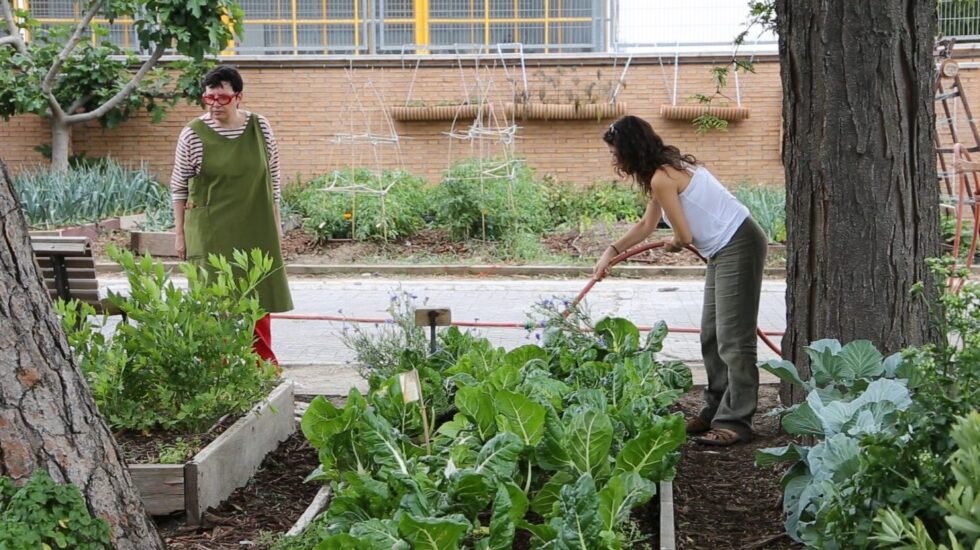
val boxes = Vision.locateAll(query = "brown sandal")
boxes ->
[685,416,712,435]
[694,428,747,446]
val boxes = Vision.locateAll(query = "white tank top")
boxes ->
[662,166,750,258]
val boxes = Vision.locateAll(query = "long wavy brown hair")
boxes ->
[602,115,698,196]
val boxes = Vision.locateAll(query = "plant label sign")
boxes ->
[400,369,422,404]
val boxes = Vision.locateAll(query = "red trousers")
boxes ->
[253,314,279,367]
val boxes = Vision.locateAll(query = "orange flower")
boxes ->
[343,211,353,220]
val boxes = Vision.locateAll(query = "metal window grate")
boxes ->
[939,0,980,41]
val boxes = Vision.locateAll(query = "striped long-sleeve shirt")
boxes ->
[170,111,281,203]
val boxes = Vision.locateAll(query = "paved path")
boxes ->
[100,275,787,395]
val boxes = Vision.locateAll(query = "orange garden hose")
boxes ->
[271,240,784,356]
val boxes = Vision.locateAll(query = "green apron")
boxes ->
[183,114,293,313]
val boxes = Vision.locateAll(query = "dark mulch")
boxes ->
[673,384,801,550]
[155,430,321,549]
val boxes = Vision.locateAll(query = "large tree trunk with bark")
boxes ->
[0,159,163,548]
[775,0,942,404]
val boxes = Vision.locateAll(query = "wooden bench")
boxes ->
[30,235,116,314]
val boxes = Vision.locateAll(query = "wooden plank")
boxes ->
[36,257,96,270]
[46,288,99,303]
[129,464,185,516]
[660,481,675,550]
[188,382,295,523]
[42,278,98,290]
[130,231,178,257]
[30,237,91,256]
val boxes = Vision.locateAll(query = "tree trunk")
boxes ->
[0,158,164,548]
[775,0,942,404]
[50,119,72,171]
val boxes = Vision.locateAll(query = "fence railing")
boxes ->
[16,0,980,57]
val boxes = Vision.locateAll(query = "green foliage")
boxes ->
[543,177,645,229]
[732,183,786,243]
[0,470,110,550]
[874,411,980,550]
[294,169,430,241]
[13,158,169,228]
[135,205,177,232]
[57,246,278,434]
[0,0,242,166]
[339,289,431,380]
[288,297,691,548]
[430,158,550,242]
[691,113,729,135]
[760,262,980,548]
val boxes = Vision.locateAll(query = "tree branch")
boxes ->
[67,93,94,115]
[66,42,166,124]
[40,0,104,120]
[1,0,27,54]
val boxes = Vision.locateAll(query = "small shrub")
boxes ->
[294,168,430,241]
[544,177,645,229]
[58,246,278,434]
[430,158,550,241]
[0,470,111,550]
[13,158,170,228]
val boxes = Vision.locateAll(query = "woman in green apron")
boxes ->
[170,65,293,365]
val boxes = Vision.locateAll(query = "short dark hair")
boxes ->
[203,65,243,93]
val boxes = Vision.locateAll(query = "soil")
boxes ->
[672,384,801,550]
[116,414,238,464]
[151,385,799,549]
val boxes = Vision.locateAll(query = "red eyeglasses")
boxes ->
[201,93,239,106]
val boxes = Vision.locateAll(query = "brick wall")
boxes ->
[3,56,785,187]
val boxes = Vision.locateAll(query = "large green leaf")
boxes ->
[474,432,524,480]
[495,391,546,446]
[553,474,603,550]
[642,320,668,353]
[838,340,884,380]
[455,386,497,442]
[488,365,522,392]
[530,471,575,517]
[448,472,495,518]
[806,339,844,386]
[760,359,808,389]
[360,409,415,476]
[597,472,656,531]
[504,345,548,370]
[348,519,410,550]
[488,484,527,550]
[755,444,809,467]
[614,415,685,479]
[536,406,573,471]
[596,317,640,354]
[781,402,824,436]
[567,408,613,478]
[397,514,470,550]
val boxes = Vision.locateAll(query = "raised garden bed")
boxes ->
[129,230,177,257]
[129,381,295,524]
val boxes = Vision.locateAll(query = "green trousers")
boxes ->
[698,217,768,438]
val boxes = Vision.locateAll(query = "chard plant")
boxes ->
[296,311,692,549]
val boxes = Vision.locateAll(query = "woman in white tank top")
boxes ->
[595,115,768,446]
